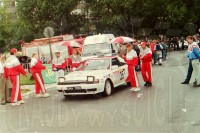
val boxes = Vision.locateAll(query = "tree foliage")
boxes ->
[1,0,200,52]
[16,0,84,38]
[85,0,200,36]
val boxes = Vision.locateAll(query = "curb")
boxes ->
[22,84,56,97]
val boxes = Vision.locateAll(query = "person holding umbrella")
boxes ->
[121,43,140,92]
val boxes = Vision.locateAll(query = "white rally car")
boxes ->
[57,56,130,97]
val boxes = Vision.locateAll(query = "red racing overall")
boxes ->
[140,47,153,83]
[4,55,26,103]
[30,58,46,94]
[124,49,139,88]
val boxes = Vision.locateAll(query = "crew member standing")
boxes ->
[0,53,6,105]
[52,51,66,82]
[30,54,50,98]
[4,48,27,106]
[140,42,153,87]
[121,43,140,92]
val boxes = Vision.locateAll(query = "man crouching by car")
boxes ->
[52,51,66,82]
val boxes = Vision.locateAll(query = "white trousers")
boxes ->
[192,59,200,84]
[55,69,64,82]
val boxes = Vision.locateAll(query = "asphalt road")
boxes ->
[1,50,200,133]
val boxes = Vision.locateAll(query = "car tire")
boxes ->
[103,80,113,96]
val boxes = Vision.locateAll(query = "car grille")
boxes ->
[58,88,97,93]
[58,80,95,85]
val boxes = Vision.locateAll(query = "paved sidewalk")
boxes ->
[21,83,56,96]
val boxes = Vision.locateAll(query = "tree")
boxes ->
[85,0,200,36]
[0,1,14,51]
[16,0,84,38]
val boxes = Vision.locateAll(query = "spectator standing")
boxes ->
[41,54,47,64]
[150,40,157,64]
[52,51,66,82]
[186,36,200,87]
[161,41,168,60]
[4,48,27,106]
[181,60,193,84]
[0,53,6,105]
[181,37,185,50]
[155,41,163,65]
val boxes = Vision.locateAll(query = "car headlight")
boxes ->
[87,76,94,82]
[58,77,65,83]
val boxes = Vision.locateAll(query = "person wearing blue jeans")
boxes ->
[181,60,193,84]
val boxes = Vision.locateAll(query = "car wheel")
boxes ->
[103,80,113,96]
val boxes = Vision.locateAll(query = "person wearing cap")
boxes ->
[30,53,50,98]
[140,42,153,87]
[4,48,27,106]
[52,51,66,82]
[121,43,140,92]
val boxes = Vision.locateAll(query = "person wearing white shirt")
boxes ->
[0,53,6,105]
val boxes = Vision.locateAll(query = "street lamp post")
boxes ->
[44,27,54,61]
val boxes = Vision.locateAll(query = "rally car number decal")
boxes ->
[113,69,125,80]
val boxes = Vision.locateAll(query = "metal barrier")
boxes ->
[21,62,71,75]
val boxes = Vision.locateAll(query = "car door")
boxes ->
[111,58,126,85]
[117,57,128,82]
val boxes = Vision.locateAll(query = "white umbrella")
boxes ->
[112,36,134,44]
[61,41,82,48]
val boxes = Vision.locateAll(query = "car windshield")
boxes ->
[77,59,110,70]
[82,43,111,57]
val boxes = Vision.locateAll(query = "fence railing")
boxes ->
[21,63,71,74]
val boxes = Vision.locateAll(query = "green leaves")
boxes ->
[17,0,82,37]
[1,0,200,52]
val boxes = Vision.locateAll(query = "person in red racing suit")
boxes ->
[30,54,50,98]
[140,42,153,87]
[4,48,27,106]
[121,43,140,92]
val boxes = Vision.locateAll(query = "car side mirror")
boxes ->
[111,65,118,70]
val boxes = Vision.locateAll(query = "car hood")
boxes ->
[64,70,110,80]
[82,53,112,61]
